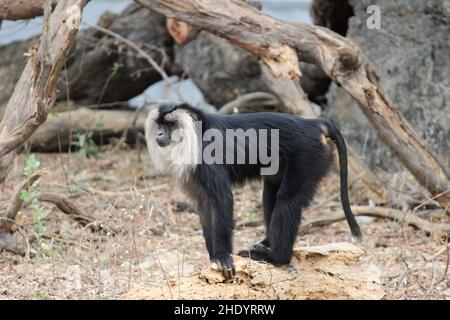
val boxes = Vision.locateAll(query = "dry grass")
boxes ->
[0,147,448,299]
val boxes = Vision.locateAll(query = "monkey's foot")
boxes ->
[212,254,235,279]
[250,239,270,251]
[238,248,271,263]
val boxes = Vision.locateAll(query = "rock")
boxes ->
[325,0,450,170]
[121,242,385,300]
[174,32,271,108]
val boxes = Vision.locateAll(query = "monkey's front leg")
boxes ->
[207,183,235,279]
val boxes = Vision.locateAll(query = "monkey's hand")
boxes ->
[213,254,235,279]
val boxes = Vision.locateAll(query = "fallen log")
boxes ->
[27,107,147,152]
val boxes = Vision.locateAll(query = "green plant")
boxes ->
[71,130,99,158]
[23,153,40,177]
[32,290,45,299]
[20,154,50,241]
[244,210,256,222]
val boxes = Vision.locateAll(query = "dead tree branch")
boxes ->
[39,192,119,234]
[299,206,450,237]
[0,169,47,234]
[259,64,314,117]
[0,0,89,184]
[135,0,449,210]
[0,0,56,20]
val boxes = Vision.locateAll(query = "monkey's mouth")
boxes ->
[157,140,170,148]
[156,136,183,148]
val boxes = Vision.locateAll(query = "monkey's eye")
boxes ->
[156,125,167,137]
[156,124,172,147]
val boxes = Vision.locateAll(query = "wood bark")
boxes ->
[0,0,56,20]
[259,64,313,117]
[135,0,450,210]
[166,18,200,45]
[0,38,36,119]
[0,0,89,184]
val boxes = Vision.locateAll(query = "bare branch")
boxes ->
[0,169,47,233]
[0,0,89,183]
[39,192,120,234]
[299,206,450,237]
[0,0,56,20]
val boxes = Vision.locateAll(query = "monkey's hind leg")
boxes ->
[239,197,302,265]
[255,179,281,249]
[239,164,306,265]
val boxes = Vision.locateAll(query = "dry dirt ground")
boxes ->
[0,147,448,299]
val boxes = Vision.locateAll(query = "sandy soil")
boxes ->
[122,243,386,300]
[0,147,448,299]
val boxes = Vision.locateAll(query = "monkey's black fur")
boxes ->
[154,103,361,278]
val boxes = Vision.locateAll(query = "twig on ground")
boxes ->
[237,205,450,237]
[84,184,169,196]
[299,206,450,236]
[0,169,48,233]
[412,189,450,214]
[39,192,120,234]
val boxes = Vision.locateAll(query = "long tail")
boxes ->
[325,121,362,240]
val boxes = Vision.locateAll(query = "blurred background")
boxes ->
[0,0,312,108]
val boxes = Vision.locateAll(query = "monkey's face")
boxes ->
[144,106,200,181]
